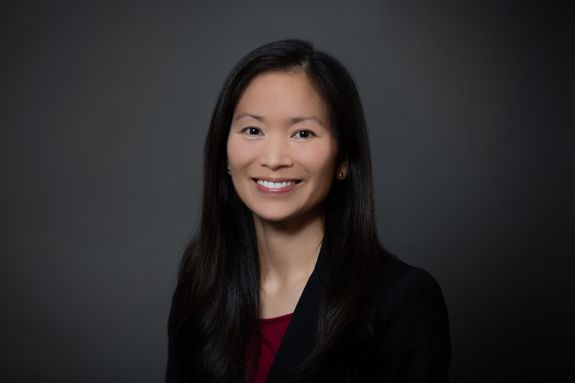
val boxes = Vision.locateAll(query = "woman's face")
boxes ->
[226,70,345,224]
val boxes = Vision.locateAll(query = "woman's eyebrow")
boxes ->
[234,113,325,127]
[291,116,326,127]
[235,113,264,122]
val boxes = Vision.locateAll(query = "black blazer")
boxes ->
[166,250,451,382]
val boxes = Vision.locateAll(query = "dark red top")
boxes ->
[247,312,293,383]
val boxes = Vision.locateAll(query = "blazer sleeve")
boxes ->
[381,264,451,382]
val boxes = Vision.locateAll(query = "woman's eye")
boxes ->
[242,127,262,136]
[294,130,315,139]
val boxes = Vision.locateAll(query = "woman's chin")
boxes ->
[252,210,297,224]
[250,205,324,227]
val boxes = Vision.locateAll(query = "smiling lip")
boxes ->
[252,178,302,194]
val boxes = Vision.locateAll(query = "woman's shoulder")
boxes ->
[378,249,447,313]
[375,249,451,381]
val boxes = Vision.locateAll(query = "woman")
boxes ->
[166,39,450,382]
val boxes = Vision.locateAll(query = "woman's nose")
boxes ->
[258,135,293,170]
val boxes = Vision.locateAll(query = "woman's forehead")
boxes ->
[233,71,329,125]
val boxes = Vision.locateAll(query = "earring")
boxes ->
[226,165,231,173]
[338,171,345,180]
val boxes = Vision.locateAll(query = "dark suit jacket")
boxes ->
[166,250,451,382]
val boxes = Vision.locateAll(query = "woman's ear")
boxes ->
[337,160,348,180]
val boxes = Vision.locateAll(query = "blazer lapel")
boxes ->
[265,247,326,383]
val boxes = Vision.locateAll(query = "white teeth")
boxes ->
[256,180,296,189]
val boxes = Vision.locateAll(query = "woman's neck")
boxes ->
[253,211,324,288]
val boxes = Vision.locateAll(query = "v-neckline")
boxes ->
[264,244,327,382]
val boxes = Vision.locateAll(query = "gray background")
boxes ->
[1,1,573,382]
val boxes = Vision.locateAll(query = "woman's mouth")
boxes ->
[252,178,302,193]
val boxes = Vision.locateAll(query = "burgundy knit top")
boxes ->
[246,312,294,383]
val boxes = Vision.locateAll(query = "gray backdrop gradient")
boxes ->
[1,1,572,382]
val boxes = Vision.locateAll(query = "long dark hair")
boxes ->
[169,39,383,382]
